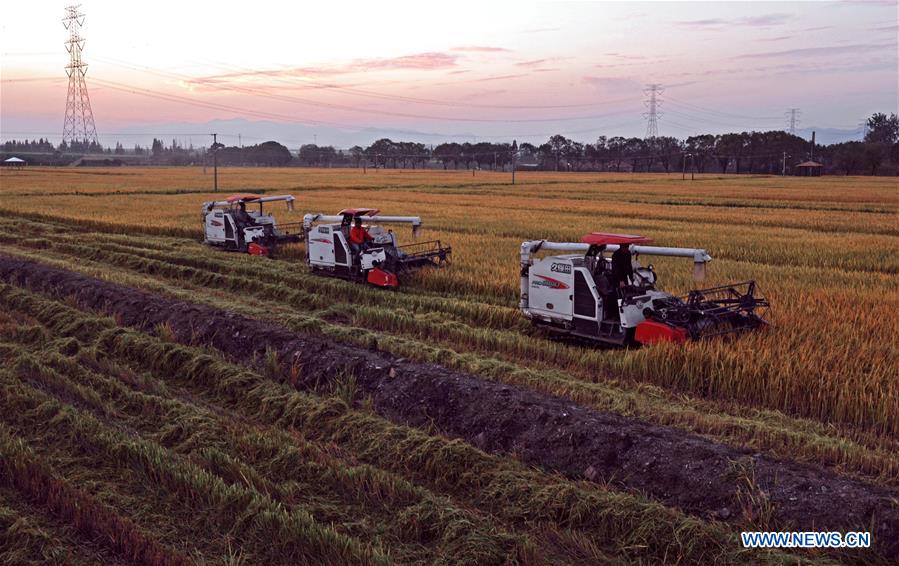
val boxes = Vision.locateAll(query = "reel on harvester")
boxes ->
[647,281,769,340]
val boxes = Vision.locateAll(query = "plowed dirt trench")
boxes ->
[2,256,896,558]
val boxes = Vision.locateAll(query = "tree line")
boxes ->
[293,113,899,176]
[4,113,897,175]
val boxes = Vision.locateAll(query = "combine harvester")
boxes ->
[520,233,768,346]
[303,208,451,288]
[202,194,303,256]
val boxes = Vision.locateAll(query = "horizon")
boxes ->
[1,0,897,148]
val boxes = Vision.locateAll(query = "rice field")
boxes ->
[0,166,896,563]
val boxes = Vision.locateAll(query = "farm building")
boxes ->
[795,160,823,176]
[3,157,26,169]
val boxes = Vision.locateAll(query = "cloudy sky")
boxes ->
[1,0,896,146]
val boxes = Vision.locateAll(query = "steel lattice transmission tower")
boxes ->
[62,4,99,146]
[785,108,800,135]
[643,84,664,138]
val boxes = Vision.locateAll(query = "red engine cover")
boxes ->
[635,320,689,345]
[367,267,398,288]
[247,243,269,256]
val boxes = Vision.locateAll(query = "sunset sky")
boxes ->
[1,0,896,147]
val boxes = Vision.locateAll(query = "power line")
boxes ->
[643,84,663,138]
[663,108,786,132]
[61,4,99,145]
[664,96,782,121]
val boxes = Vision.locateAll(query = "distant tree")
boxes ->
[832,142,865,175]
[653,136,682,172]
[865,112,899,145]
[518,142,537,160]
[548,134,571,171]
[366,138,395,168]
[349,145,365,167]
[715,133,745,173]
[297,144,322,166]
[433,143,461,169]
[606,136,626,172]
[863,142,885,175]
[685,134,714,173]
[624,137,646,172]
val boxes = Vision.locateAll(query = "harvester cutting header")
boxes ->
[520,232,768,346]
[303,208,451,288]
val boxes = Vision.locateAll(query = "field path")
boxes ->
[2,254,896,560]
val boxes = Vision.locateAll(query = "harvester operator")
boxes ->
[233,202,254,228]
[349,216,374,255]
[611,243,634,289]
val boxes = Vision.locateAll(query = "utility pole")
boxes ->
[682,153,691,180]
[511,139,518,185]
[211,133,218,192]
[782,151,788,176]
[643,84,663,138]
[62,5,99,146]
[785,108,800,135]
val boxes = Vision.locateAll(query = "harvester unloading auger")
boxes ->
[520,233,769,346]
[303,208,451,288]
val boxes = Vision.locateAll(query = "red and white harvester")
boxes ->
[202,194,303,256]
[303,208,451,288]
[520,233,768,346]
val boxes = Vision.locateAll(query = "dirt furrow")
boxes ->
[2,255,896,559]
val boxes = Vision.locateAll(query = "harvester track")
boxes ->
[2,255,896,560]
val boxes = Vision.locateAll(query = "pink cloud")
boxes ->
[472,73,529,82]
[186,52,460,88]
[364,52,458,70]
[450,46,512,52]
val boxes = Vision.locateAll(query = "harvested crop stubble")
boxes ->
[0,334,535,565]
[0,423,191,566]
[0,280,800,565]
[0,370,389,565]
[1,257,896,564]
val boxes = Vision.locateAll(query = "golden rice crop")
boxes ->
[1,167,896,439]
